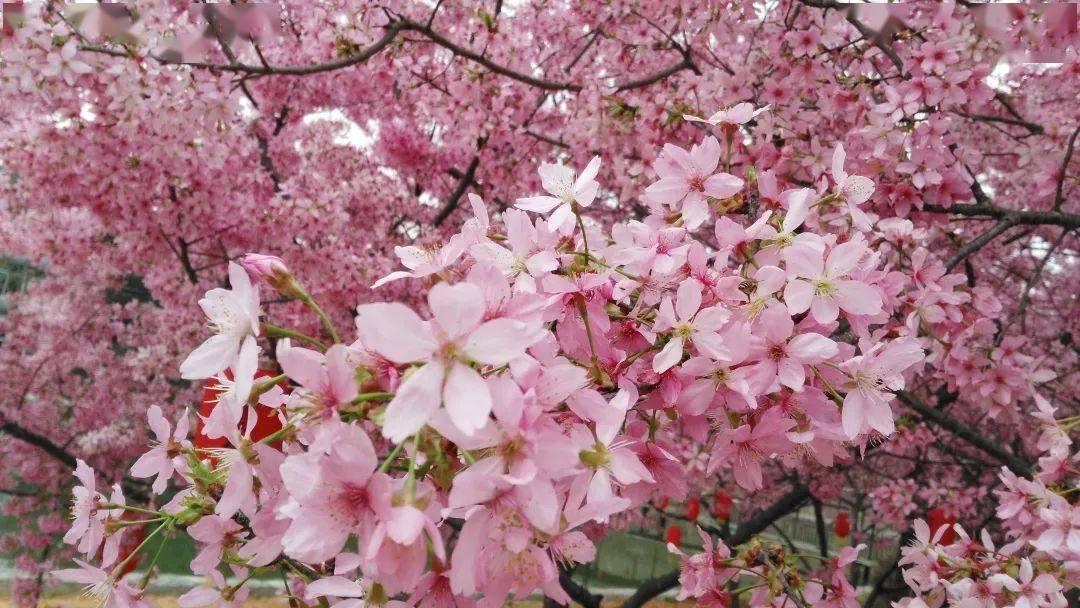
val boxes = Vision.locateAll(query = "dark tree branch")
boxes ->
[619,485,811,608]
[812,498,829,558]
[945,217,1018,272]
[921,203,1080,231]
[433,155,480,226]
[545,569,603,608]
[1016,228,1069,333]
[956,112,1044,135]
[1,420,78,469]
[896,391,1033,476]
[797,0,904,74]
[1053,124,1080,212]
[81,19,693,93]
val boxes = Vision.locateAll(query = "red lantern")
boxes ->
[928,507,957,545]
[834,511,851,538]
[195,369,286,453]
[665,523,682,546]
[686,497,701,521]
[712,490,733,522]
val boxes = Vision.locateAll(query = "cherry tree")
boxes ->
[0,1,1077,607]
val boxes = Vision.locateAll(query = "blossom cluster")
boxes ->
[892,395,1078,608]
[53,122,940,606]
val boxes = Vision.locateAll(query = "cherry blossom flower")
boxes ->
[372,237,469,288]
[830,145,875,230]
[839,339,924,438]
[178,570,250,608]
[41,40,92,85]
[748,303,838,393]
[683,102,771,126]
[784,238,883,323]
[355,282,542,442]
[515,156,601,233]
[130,404,190,494]
[63,459,104,557]
[52,559,150,608]
[278,422,387,563]
[305,576,409,608]
[645,137,743,229]
[277,341,358,412]
[706,407,795,490]
[652,279,731,373]
[179,262,261,404]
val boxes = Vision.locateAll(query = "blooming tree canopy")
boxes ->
[1,2,1078,607]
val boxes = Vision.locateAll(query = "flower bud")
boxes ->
[239,253,305,299]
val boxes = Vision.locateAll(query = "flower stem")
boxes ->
[111,520,168,580]
[574,206,590,255]
[353,391,393,404]
[300,294,340,344]
[100,504,164,517]
[138,531,171,589]
[263,323,327,350]
[378,440,406,474]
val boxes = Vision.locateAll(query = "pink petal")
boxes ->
[652,337,684,373]
[515,195,562,213]
[788,333,837,361]
[355,303,436,363]
[810,294,840,324]
[444,363,493,436]
[784,279,814,315]
[306,576,367,599]
[835,280,883,316]
[690,137,721,175]
[826,240,866,277]
[386,506,426,546]
[180,333,236,379]
[277,343,327,392]
[325,344,359,404]
[429,282,485,339]
[450,508,490,595]
[382,360,445,443]
[644,177,691,205]
[463,318,533,365]
[702,173,743,199]
[675,279,702,321]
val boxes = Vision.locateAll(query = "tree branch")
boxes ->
[619,485,811,608]
[896,391,1033,476]
[944,217,1018,272]
[81,18,694,93]
[921,203,1080,231]
[0,420,78,469]
[432,155,480,226]
[956,112,1044,135]
[1053,124,1080,212]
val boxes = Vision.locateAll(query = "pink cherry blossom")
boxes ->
[515,156,601,233]
[784,238,884,323]
[129,404,190,494]
[356,282,541,441]
[645,137,744,229]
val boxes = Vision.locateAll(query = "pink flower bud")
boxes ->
[239,253,304,299]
